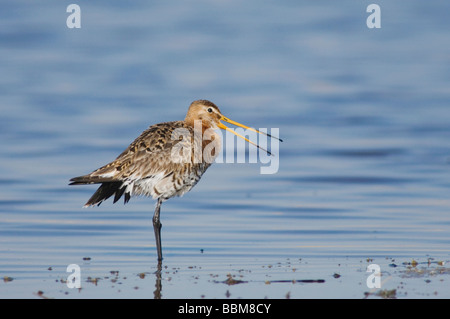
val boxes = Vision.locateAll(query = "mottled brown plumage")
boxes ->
[70,100,222,207]
[70,121,213,206]
[69,99,281,261]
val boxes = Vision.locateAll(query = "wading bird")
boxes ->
[69,100,282,261]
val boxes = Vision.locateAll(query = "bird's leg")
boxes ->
[153,198,163,261]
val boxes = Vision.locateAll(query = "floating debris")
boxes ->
[364,289,397,299]
[3,276,13,283]
[138,272,146,279]
[267,279,325,284]
[86,277,100,285]
[34,290,52,299]
[400,265,450,278]
[223,274,247,285]
[377,289,397,299]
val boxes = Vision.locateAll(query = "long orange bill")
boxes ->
[218,116,283,156]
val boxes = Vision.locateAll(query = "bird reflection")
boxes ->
[153,260,162,299]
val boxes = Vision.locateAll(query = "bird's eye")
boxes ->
[207,108,213,113]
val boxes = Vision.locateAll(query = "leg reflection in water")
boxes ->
[154,260,162,299]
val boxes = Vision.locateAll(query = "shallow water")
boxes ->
[1,1,449,299]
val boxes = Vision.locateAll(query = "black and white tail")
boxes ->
[69,176,130,207]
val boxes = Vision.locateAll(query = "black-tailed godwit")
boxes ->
[69,100,282,260]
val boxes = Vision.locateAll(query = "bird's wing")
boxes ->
[70,121,195,184]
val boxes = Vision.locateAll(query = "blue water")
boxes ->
[0,1,449,299]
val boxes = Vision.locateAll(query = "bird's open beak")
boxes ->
[218,116,283,156]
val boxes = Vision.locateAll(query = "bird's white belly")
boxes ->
[130,169,204,201]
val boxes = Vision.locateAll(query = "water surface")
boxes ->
[1,0,449,299]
